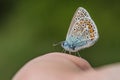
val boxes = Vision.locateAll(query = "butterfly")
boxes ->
[61,7,99,53]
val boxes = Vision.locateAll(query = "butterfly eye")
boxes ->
[62,42,68,46]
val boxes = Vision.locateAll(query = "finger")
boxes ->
[48,52,92,70]
[12,52,93,80]
[74,63,120,80]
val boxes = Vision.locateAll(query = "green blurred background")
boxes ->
[0,0,120,80]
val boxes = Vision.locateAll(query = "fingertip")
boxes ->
[45,52,92,70]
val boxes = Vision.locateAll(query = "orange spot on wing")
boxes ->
[87,23,92,29]
[89,29,94,33]
[90,33,94,40]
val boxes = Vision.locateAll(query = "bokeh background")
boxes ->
[0,0,120,80]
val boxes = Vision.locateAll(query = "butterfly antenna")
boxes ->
[53,41,63,46]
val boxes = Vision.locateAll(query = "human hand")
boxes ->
[12,52,120,80]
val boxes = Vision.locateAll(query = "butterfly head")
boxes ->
[61,41,77,52]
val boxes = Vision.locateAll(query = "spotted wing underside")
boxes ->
[66,7,91,37]
[66,7,99,48]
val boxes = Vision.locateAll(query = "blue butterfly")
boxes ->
[61,7,99,53]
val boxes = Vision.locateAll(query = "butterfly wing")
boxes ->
[66,7,99,51]
[66,7,91,39]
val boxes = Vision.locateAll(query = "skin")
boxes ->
[13,52,120,80]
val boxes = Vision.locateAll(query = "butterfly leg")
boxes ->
[75,52,77,56]
[69,52,71,54]
[62,49,66,53]
[77,52,80,57]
